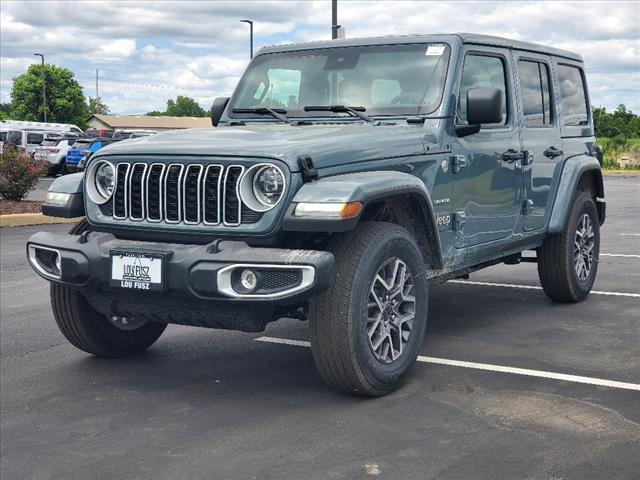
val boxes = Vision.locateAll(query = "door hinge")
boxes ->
[452,211,466,230]
[523,199,534,215]
[521,150,534,166]
[451,155,468,174]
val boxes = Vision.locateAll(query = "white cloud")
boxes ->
[1,0,639,113]
[97,39,137,60]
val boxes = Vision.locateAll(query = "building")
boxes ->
[87,114,211,132]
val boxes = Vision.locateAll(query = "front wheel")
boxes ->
[538,192,600,302]
[309,222,429,397]
[51,284,167,357]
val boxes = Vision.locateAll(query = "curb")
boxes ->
[602,171,640,177]
[0,213,82,228]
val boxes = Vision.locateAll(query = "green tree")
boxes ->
[146,96,207,117]
[10,64,89,128]
[0,103,11,120]
[593,104,640,140]
[88,97,109,115]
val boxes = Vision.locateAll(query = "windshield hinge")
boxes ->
[298,154,318,182]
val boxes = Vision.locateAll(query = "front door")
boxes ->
[513,52,563,231]
[450,48,523,248]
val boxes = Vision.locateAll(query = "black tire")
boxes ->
[538,192,600,302]
[58,159,67,176]
[309,221,429,397]
[51,284,166,357]
[53,218,166,356]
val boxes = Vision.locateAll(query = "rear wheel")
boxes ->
[538,192,600,302]
[309,222,428,396]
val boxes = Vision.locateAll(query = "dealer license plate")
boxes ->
[110,252,164,291]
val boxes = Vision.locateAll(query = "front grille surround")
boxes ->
[92,159,284,229]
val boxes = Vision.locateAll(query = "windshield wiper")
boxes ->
[231,107,289,123]
[303,105,373,123]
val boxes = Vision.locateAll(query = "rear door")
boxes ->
[513,52,563,231]
[450,47,523,247]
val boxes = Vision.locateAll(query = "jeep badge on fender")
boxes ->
[28,33,604,396]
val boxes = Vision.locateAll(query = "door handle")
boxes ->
[544,146,563,159]
[502,149,524,163]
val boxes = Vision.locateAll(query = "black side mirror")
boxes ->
[467,87,502,124]
[211,97,230,127]
[455,87,502,137]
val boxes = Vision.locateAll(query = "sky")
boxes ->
[1,0,639,115]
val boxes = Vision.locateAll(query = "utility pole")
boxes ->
[331,0,338,39]
[95,68,99,113]
[240,19,254,59]
[33,53,47,122]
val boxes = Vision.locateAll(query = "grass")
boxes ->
[598,137,640,171]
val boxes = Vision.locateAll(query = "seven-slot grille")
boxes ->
[107,162,261,226]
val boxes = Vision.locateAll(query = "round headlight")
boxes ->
[86,160,116,205]
[252,166,284,206]
[95,162,115,199]
[238,164,286,212]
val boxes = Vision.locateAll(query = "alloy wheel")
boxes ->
[574,213,596,281]
[366,257,416,364]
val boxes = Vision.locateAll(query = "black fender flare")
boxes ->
[548,155,604,233]
[283,171,443,269]
[41,172,85,218]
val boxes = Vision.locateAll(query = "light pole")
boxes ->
[331,0,338,39]
[33,53,47,122]
[240,19,253,59]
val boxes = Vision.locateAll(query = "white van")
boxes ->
[1,130,55,155]
[0,120,83,135]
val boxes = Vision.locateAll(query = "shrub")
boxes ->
[0,146,48,201]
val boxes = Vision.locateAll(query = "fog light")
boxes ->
[240,269,258,291]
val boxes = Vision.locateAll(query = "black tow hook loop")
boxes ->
[298,154,318,182]
[206,239,223,254]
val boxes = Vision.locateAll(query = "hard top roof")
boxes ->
[258,33,582,62]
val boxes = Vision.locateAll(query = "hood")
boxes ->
[95,122,442,172]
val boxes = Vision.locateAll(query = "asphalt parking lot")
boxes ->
[1,176,638,480]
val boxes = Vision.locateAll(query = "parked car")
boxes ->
[34,135,78,175]
[29,34,604,397]
[1,129,54,155]
[114,129,157,139]
[65,137,122,173]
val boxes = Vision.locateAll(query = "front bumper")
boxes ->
[26,231,334,305]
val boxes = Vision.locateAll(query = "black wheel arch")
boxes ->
[283,172,443,271]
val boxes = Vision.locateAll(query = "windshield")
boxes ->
[72,140,91,148]
[229,43,450,119]
[42,139,61,146]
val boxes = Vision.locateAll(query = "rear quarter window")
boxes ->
[557,64,589,126]
[27,133,44,144]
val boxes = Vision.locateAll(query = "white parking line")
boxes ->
[254,336,640,391]
[448,280,640,298]
[620,233,640,237]
[600,253,640,258]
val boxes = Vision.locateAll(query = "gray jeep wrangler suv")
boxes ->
[28,33,605,396]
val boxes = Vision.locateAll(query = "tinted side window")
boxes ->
[557,64,588,126]
[27,133,44,144]
[518,60,553,127]
[458,54,508,126]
